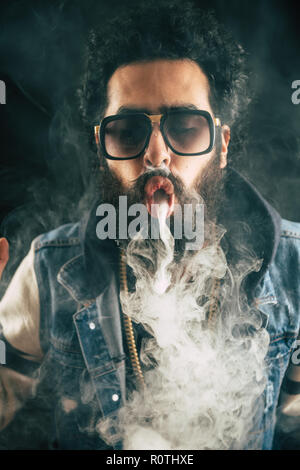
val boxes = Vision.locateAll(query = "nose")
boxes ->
[143,124,171,168]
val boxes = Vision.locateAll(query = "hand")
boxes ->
[0,238,9,280]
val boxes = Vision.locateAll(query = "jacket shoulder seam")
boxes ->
[34,237,81,252]
[281,231,300,240]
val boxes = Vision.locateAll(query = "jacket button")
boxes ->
[112,394,119,402]
[89,322,96,330]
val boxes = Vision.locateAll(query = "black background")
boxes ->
[0,0,300,281]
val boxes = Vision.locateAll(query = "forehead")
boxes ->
[106,59,212,115]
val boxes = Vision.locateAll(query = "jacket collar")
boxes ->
[57,200,120,303]
[218,167,281,299]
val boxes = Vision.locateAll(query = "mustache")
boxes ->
[127,165,187,204]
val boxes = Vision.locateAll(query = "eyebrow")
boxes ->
[115,104,200,115]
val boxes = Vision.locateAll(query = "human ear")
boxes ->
[219,125,230,169]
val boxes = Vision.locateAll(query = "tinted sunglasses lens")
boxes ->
[164,112,211,154]
[104,116,149,158]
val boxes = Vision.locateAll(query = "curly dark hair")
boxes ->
[78,0,250,133]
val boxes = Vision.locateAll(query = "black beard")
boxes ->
[95,147,225,259]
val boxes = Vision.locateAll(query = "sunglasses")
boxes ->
[94,110,221,160]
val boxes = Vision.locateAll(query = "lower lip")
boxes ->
[144,176,175,218]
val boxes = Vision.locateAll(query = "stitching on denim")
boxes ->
[34,238,81,251]
[49,356,85,369]
[34,245,50,356]
[59,254,84,272]
[57,254,87,302]
[50,337,82,355]
[281,231,300,240]
[269,334,297,344]
[89,363,117,377]
[94,359,125,376]
[57,275,80,302]
[48,344,85,369]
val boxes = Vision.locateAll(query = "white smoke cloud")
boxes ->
[102,204,270,450]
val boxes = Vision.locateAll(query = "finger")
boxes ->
[0,238,9,279]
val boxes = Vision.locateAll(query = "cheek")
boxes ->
[170,155,213,188]
[107,159,144,187]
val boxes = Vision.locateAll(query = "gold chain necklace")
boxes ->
[119,248,145,389]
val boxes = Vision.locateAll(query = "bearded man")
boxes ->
[0,0,300,451]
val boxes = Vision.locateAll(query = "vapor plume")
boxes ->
[98,197,270,450]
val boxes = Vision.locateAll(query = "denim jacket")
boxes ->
[1,168,300,449]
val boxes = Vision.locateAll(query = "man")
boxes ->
[0,0,300,450]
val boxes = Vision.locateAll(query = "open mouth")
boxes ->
[144,176,175,218]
